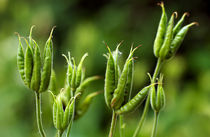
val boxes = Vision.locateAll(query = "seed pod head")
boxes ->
[156,74,166,112]
[159,12,176,60]
[153,2,168,58]
[50,91,79,131]
[111,46,139,110]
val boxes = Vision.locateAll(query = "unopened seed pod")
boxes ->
[39,28,54,93]
[173,12,189,36]
[153,2,168,57]
[75,76,101,95]
[159,12,176,59]
[75,53,88,88]
[116,85,151,115]
[24,39,33,88]
[30,40,41,92]
[62,52,73,87]
[150,84,157,111]
[75,91,100,119]
[71,58,76,92]
[62,96,75,130]
[169,22,198,58]
[104,45,116,108]
[53,95,64,130]
[17,34,26,85]
[156,75,165,112]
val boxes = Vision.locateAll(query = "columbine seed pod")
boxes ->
[104,45,116,108]
[75,91,100,119]
[150,83,157,111]
[51,91,78,131]
[116,85,151,115]
[62,52,73,87]
[124,54,134,102]
[156,75,165,112]
[39,28,54,93]
[111,47,138,109]
[30,40,41,92]
[159,12,176,59]
[169,22,198,58]
[71,58,77,92]
[153,2,168,58]
[24,38,33,88]
[17,34,26,85]
[49,69,57,93]
[75,76,101,95]
[75,53,88,88]
[173,12,189,36]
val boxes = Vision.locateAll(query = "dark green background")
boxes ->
[0,0,210,137]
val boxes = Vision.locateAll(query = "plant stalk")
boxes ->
[57,130,63,137]
[133,58,163,137]
[151,111,159,137]
[108,111,118,137]
[35,92,46,137]
[119,115,125,137]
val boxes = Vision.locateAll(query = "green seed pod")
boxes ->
[173,12,189,36]
[111,47,138,109]
[71,58,77,92]
[116,85,151,115]
[75,91,100,119]
[49,69,57,93]
[153,2,168,57]
[169,22,198,58]
[62,96,75,130]
[75,76,101,95]
[159,12,176,59]
[125,58,134,102]
[39,28,54,93]
[75,53,88,88]
[29,25,35,51]
[112,42,122,87]
[150,84,157,111]
[24,38,33,88]
[53,95,64,130]
[156,75,165,112]
[17,34,26,85]
[104,45,116,108]
[31,40,41,92]
[63,52,73,87]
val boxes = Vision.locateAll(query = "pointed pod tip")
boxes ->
[183,12,190,17]
[49,26,56,39]
[173,12,178,18]
[29,25,36,37]
[157,1,164,8]
[191,22,199,26]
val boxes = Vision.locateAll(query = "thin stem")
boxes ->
[66,119,73,137]
[133,58,163,137]
[108,111,118,137]
[151,111,159,137]
[57,130,63,137]
[35,92,46,137]
[119,115,125,137]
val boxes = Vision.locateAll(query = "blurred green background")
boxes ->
[0,0,210,137]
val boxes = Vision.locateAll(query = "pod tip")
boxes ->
[173,12,178,18]
[184,12,190,17]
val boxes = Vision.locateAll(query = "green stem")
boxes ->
[35,92,46,137]
[119,115,125,137]
[133,58,163,137]
[57,130,63,137]
[151,112,159,137]
[108,111,118,137]
[66,119,73,137]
